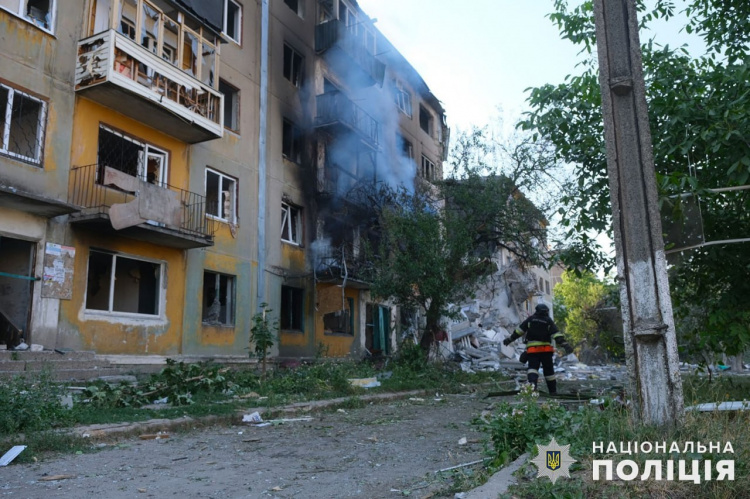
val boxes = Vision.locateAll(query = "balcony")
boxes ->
[75,30,223,144]
[68,164,214,249]
[315,20,385,88]
[314,241,370,287]
[315,91,380,150]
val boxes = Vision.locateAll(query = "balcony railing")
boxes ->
[315,91,380,149]
[314,241,369,284]
[75,30,223,143]
[68,164,214,248]
[315,19,385,87]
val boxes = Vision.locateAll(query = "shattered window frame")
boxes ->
[280,285,304,332]
[223,0,242,44]
[0,0,57,34]
[219,79,240,132]
[420,155,435,181]
[202,270,236,326]
[283,43,304,88]
[419,105,433,136]
[281,201,302,245]
[281,118,303,164]
[205,167,237,224]
[84,249,163,317]
[0,83,48,166]
[394,81,412,118]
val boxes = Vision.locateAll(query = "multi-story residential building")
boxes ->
[0,0,448,363]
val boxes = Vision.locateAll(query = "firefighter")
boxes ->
[503,303,573,394]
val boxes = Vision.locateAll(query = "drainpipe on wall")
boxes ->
[256,0,269,311]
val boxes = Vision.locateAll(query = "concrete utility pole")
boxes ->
[593,0,684,425]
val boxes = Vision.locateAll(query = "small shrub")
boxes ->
[0,372,74,434]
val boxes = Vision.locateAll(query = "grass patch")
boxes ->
[472,380,750,498]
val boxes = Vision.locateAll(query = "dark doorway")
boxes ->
[0,237,36,347]
[365,304,390,356]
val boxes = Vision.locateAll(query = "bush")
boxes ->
[0,372,74,434]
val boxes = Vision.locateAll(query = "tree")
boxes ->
[553,270,623,361]
[362,129,548,354]
[519,0,750,356]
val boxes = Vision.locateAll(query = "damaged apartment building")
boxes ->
[0,0,448,363]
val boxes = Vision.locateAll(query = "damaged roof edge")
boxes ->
[168,0,226,40]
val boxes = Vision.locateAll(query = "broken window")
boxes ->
[283,43,303,87]
[97,126,168,185]
[283,0,303,17]
[419,105,433,135]
[281,202,302,244]
[224,0,241,44]
[324,298,354,335]
[394,81,412,117]
[280,285,303,331]
[397,134,413,159]
[140,1,160,54]
[420,155,435,181]
[205,168,237,223]
[202,271,235,326]
[117,0,137,40]
[85,249,161,316]
[282,118,303,164]
[0,83,47,166]
[0,0,56,31]
[545,280,551,295]
[219,79,240,131]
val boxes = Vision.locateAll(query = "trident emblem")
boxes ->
[546,451,561,471]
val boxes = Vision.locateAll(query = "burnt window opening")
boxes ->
[419,105,433,136]
[85,250,161,316]
[282,118,304,164]
[219,80,240,131]
[280,285,304,331]
[420,155,435,181]
[397,134,413,159]
[97,126,168,185]
[202,271,235,326]
[205,168,237,223]
[0,84,47,166]
[224,0,242,44]
[324,298,354,335]
[281,202,302,244]
[283,43,303,87]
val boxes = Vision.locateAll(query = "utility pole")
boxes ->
[593,0,684,425]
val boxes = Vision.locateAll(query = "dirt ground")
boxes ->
[0,393,497,498]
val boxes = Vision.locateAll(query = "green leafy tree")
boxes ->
[250,304,278,375]
[362,130,548,355]
[519,0,750,355]
[553,270,623,360]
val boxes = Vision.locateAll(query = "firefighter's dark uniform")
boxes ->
[503,303,572,394]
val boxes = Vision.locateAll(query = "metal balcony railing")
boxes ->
[315,91,379,148]
[68,163,214,239]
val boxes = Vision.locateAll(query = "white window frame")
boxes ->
[98,125,169,185]
[223,0,241,44]
[0,0,57,34]
[0,83,47,166]
[420,155,435,181]
[202,270,236,326]
[283,43,304,87]
[281,202,302,245]
[85,249,164,318]
[205,167,237,224]
[394,81,412,118]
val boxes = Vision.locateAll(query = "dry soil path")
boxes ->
[0,393,496,498]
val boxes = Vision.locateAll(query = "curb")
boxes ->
[71,389,434,441]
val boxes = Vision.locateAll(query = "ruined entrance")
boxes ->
[0,236,36,347]
[365,304,390,356]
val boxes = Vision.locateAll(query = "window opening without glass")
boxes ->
[85,249,161,316]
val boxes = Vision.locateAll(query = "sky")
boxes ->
[356,0,701,133]
[356,0,586,131]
